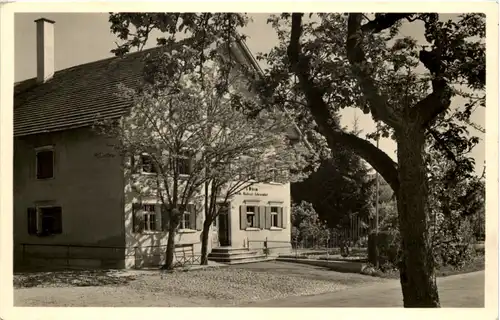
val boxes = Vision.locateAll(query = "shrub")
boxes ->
[367,230,400,267]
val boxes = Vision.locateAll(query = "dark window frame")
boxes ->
[35,146,54,180]
[28,205,63,236]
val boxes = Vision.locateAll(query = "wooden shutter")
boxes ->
[131,155,140,173]
[161,204,170,231]
[195,205,203,231]
[265,207,272,229]
[258,206,266,229]
[281,207,287,229]
[155,204,162,231]
[188,157,194,174]
[239,205,247,230]
[277,207,283,229]
[27,207,37,235]
[188,204,196,230]
[52,207,63,234]
[133,203,143,233]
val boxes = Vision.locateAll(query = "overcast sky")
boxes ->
[14,13,485,176]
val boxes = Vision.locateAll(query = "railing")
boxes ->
[18,242,201,270]
[246,238,292,257]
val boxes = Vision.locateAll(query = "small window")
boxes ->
[246,206,256,228]
[177,157,191,175]
[29,206,62,236]
[181,210,192,229]
[140,154,157,174]
[36,148,54,179]
[271,206,279,227]
[142,204,156,231]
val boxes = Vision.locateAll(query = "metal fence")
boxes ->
[16,242,202,270]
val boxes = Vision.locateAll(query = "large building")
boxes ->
[14,18,295,269]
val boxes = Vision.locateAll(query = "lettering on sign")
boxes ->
[236,186,268,197]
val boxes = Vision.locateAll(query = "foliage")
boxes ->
[367,231,400,268]
[291,201,329,246]
[427,149,485,268]
[292,118,375,230]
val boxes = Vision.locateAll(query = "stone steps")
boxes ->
[208,247,273,265]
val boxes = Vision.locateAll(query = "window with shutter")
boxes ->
[37,206,63,236]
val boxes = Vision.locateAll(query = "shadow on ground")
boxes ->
[14,268,137,288]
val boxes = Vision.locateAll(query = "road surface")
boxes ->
[243,270,485,307]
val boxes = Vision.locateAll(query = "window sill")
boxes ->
[35,177,55,181]
[178,229,197,234]
[139,172,158,176]
[245,227,261,231]
[139,231,163,235]
[270,227,283,231]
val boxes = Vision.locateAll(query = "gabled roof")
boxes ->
[14,41,256,138]
[14,39,307,144]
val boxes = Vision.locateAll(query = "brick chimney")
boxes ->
[34,18,55,83]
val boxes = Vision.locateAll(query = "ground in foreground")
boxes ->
[14,261,381,307]
[13,261,485,307]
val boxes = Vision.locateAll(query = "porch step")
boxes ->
[210,247,252,254]
[208,250,260,258]
[208,254,271,264]
[208,247,273,265]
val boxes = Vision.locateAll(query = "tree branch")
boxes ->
[360,13,415,33]
[346,14,402,128]
[286,13,399,192]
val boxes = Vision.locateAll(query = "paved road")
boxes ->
[242,270,485,308]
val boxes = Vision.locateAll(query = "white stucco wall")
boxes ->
[227,182,292,254]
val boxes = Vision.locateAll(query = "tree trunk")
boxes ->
[396,127,440,307]
[200,219,212,265]
[164,217,177,270]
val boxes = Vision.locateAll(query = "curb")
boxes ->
[276,257,372,275]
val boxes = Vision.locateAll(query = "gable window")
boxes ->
[36,147,54,179]
[142,204,157,231]
[246,206,256,228]
[27,206,62,236]
[270,206,279,227]
[140,154,157,174]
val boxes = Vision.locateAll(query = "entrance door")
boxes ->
[218,205,230,247]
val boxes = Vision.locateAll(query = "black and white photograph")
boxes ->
[0,0,497,316]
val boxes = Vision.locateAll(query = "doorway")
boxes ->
[217,204,230,247]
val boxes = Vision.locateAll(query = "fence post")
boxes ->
[134,246,138,269]
[67,245,70,267]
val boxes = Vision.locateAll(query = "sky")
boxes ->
[14,13,485,176]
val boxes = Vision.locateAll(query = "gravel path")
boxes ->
[15,263,375,307]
